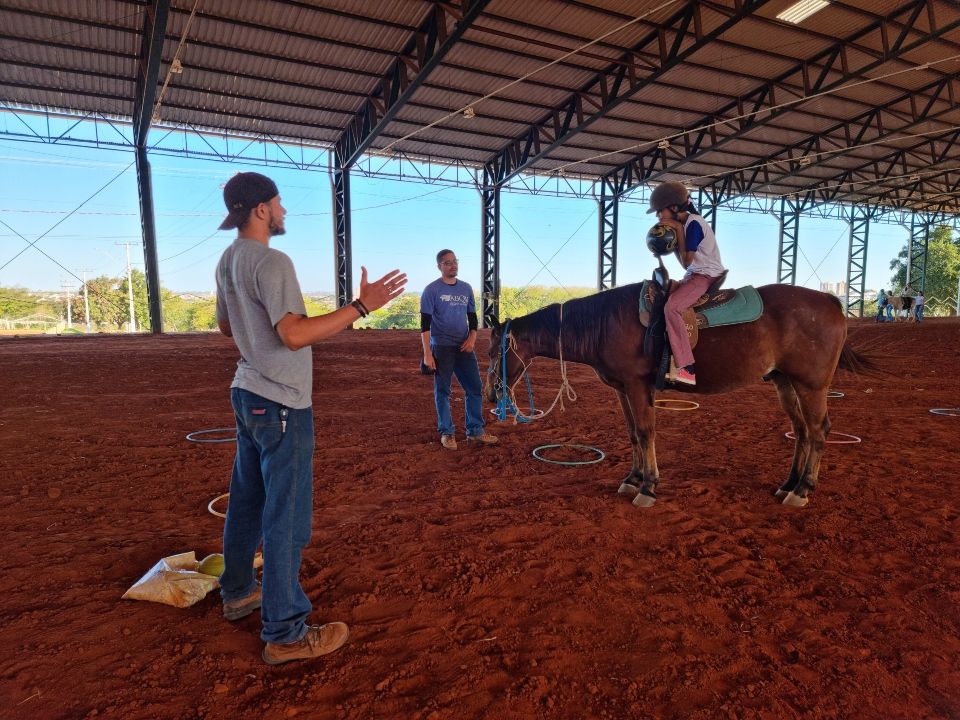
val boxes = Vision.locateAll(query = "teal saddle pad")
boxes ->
[639,281,763,327]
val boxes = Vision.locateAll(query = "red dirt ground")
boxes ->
[1,320,958,719]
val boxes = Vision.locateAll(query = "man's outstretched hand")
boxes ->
[358,266,407,312]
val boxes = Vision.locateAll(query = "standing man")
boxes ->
[914,290,925,323]
[420,250,498,450]
[215,172,406,664]
[648,181,726,386]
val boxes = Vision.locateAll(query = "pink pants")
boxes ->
[664,273,713,369]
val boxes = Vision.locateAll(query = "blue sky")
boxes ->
[0,121,911,298]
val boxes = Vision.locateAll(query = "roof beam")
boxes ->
[604,0,960,193]
[483,0,773,185]
[703,75,960,196]
[133,0,170,146]
[333,0,491,169]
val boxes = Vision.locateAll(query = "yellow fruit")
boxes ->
[198,553,225,577]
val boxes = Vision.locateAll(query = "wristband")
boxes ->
[350,299,368,317]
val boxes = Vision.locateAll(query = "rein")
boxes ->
[494,304,578,424]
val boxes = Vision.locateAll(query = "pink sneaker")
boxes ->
[673,367,696,386]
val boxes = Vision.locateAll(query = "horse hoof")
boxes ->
[781,491,809,508]
[618,482,640,498]
[632,492,657,508]
[774,489,788,500]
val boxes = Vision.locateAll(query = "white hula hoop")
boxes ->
[654,399,700,411]
[929,408,960,417]
[207,492,229,518]
[784,431,861,444]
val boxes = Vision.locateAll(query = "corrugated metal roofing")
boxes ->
[1,0,958,212]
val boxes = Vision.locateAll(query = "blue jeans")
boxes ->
[432,344,485,437]
[915,305,924,322]
[220,388,314,645]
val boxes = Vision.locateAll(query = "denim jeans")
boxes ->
[220,388,314,645]
[432,344,485,437]
[915,305,924,322]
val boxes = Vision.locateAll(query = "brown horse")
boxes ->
[485,282,873,508]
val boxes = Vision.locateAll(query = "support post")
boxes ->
[331,150,352,308]
[777,197,801,285]
[136,146,163,331]
[480,166,501,327]
[845,205,870,317]
[907,214,930,291]
[597,176,618,291]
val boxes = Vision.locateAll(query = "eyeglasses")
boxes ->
[440,259,459,266]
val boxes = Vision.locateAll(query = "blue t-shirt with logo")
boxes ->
[420,278,475,347]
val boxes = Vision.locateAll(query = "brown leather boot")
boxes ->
[262,623,350,665]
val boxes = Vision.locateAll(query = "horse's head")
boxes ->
[485,317,531,405]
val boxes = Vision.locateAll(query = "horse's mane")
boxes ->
[509,283,643,359]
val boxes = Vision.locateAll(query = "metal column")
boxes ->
[844,205,870,316]
[906,214,929,291]
[132,0,170,333]
[697,186,720,231]
[597,176,618,291]
[480,166,501,327]
[331,150,352,308]
[777,197,801,285]
[135,147,162,331]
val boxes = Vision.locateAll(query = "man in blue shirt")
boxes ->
[420,250,498,450]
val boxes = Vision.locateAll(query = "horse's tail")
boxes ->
[837,342,885,377]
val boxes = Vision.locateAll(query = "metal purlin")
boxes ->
[597,175,618,291]
[777,197,802,285]
[480,165,501,327]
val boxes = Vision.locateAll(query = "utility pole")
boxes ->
[116,242,137,333]
[79,269,92,332]
[61,281,74,329]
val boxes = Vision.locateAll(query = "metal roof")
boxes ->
[1,0,958,213]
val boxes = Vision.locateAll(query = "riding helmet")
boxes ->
[647,181,690,214]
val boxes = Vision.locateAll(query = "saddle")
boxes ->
[638,270,763,389]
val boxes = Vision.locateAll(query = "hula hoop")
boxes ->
[929,408,960,417]
[207,492,229,518]
[532,443,605,466]
[654,399,699,411]
[827,390,845,398]
[186,427,236,443]
[490,407,546,419]
[784,431,861,444]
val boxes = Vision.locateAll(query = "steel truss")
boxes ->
[844,206,876,317]
[480,166,501,327]
[777,197,803,285]
[597,176,618,290]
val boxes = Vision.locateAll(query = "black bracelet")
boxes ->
[355,298,370,316]
[350,299,367,317]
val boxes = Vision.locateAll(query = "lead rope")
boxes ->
[504,303,577,424]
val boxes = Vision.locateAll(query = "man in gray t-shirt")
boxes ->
[214,172,406,665]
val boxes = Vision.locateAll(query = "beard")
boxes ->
[268,213,286,237]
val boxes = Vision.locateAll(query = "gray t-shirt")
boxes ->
[215,238,312,408]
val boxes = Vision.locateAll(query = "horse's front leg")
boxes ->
[615,391,645,498]
[619,384,659,508]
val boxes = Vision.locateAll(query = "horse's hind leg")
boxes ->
[623,387,659,508]
[615,390,644,498]
[771,374,809,501]
[784,386,831,507]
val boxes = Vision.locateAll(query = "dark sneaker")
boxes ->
[262,622,350,665]
[467,432,498,445]
[672,367,696,386]
[223,585,262,621]
[440,434,458,450]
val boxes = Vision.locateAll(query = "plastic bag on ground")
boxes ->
[122,551,219,608]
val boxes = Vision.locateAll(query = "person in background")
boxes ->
[914,290,925,323]
[215,171,407,665]
[420,249,498,450]
[647,181,726,386]
[875,290,887,323]
[902,283,916,321]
